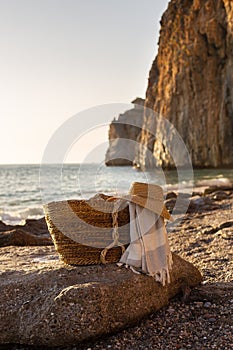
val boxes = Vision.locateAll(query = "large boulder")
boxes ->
[0,247,201,347]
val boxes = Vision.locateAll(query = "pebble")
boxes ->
[212,191,228,201]
[168,308,175,313]
[166,191,177,199]
[204,302,212,308]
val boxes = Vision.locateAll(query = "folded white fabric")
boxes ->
[118,202,173,286]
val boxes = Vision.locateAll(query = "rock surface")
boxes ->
[135,0,233,169]
[0,217,52,247]
[105,98,144,166]
[0,249,201,347]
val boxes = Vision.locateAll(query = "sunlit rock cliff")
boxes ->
[135,0,233,169]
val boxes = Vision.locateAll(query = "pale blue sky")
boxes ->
[0,0,169,164]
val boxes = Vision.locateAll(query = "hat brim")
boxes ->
[110,194,173,221]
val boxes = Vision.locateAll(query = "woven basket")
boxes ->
[44,194,130,265]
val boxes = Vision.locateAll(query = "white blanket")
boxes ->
[119,203,173,286]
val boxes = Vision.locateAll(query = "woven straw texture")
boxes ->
[44,194,130,265]
[119,182,171,220]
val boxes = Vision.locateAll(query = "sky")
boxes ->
[0,0,169,164]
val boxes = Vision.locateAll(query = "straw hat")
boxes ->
[108,182,173,221]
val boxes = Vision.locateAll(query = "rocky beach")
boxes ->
[0,0,232,348]
[0,185,232,349]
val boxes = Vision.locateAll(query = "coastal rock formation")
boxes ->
[0,248,201,347]
[0,217,52,247]
[136,0,233,169]
[105,98,144,166]
[0,228,52,247]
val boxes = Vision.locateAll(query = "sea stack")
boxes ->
[105,98,145,166]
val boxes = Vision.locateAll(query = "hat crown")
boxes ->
[129,182,163,201]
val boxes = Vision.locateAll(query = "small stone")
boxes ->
[202,280,208,285]
[212,191,228,201]
[168,308,175,313]
[204,302,212,308]
[208,318,216,322]
[222,232,232,240]
[166,192,177,200]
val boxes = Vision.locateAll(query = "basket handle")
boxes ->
[100,199,126,264]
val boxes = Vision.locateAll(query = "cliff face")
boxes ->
[105,99,144,166]
[136,0,233,169]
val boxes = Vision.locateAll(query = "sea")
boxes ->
[0,164,232,225]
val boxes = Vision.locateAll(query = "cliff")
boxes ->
[135,0,233,169]
[105,98,144,166]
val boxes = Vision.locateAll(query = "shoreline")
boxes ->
[0,185,232,349]
[1,181,232,227]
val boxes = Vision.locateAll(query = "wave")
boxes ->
[1,164,232,225]
[0,206,44,225]
[196,177,232,187]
